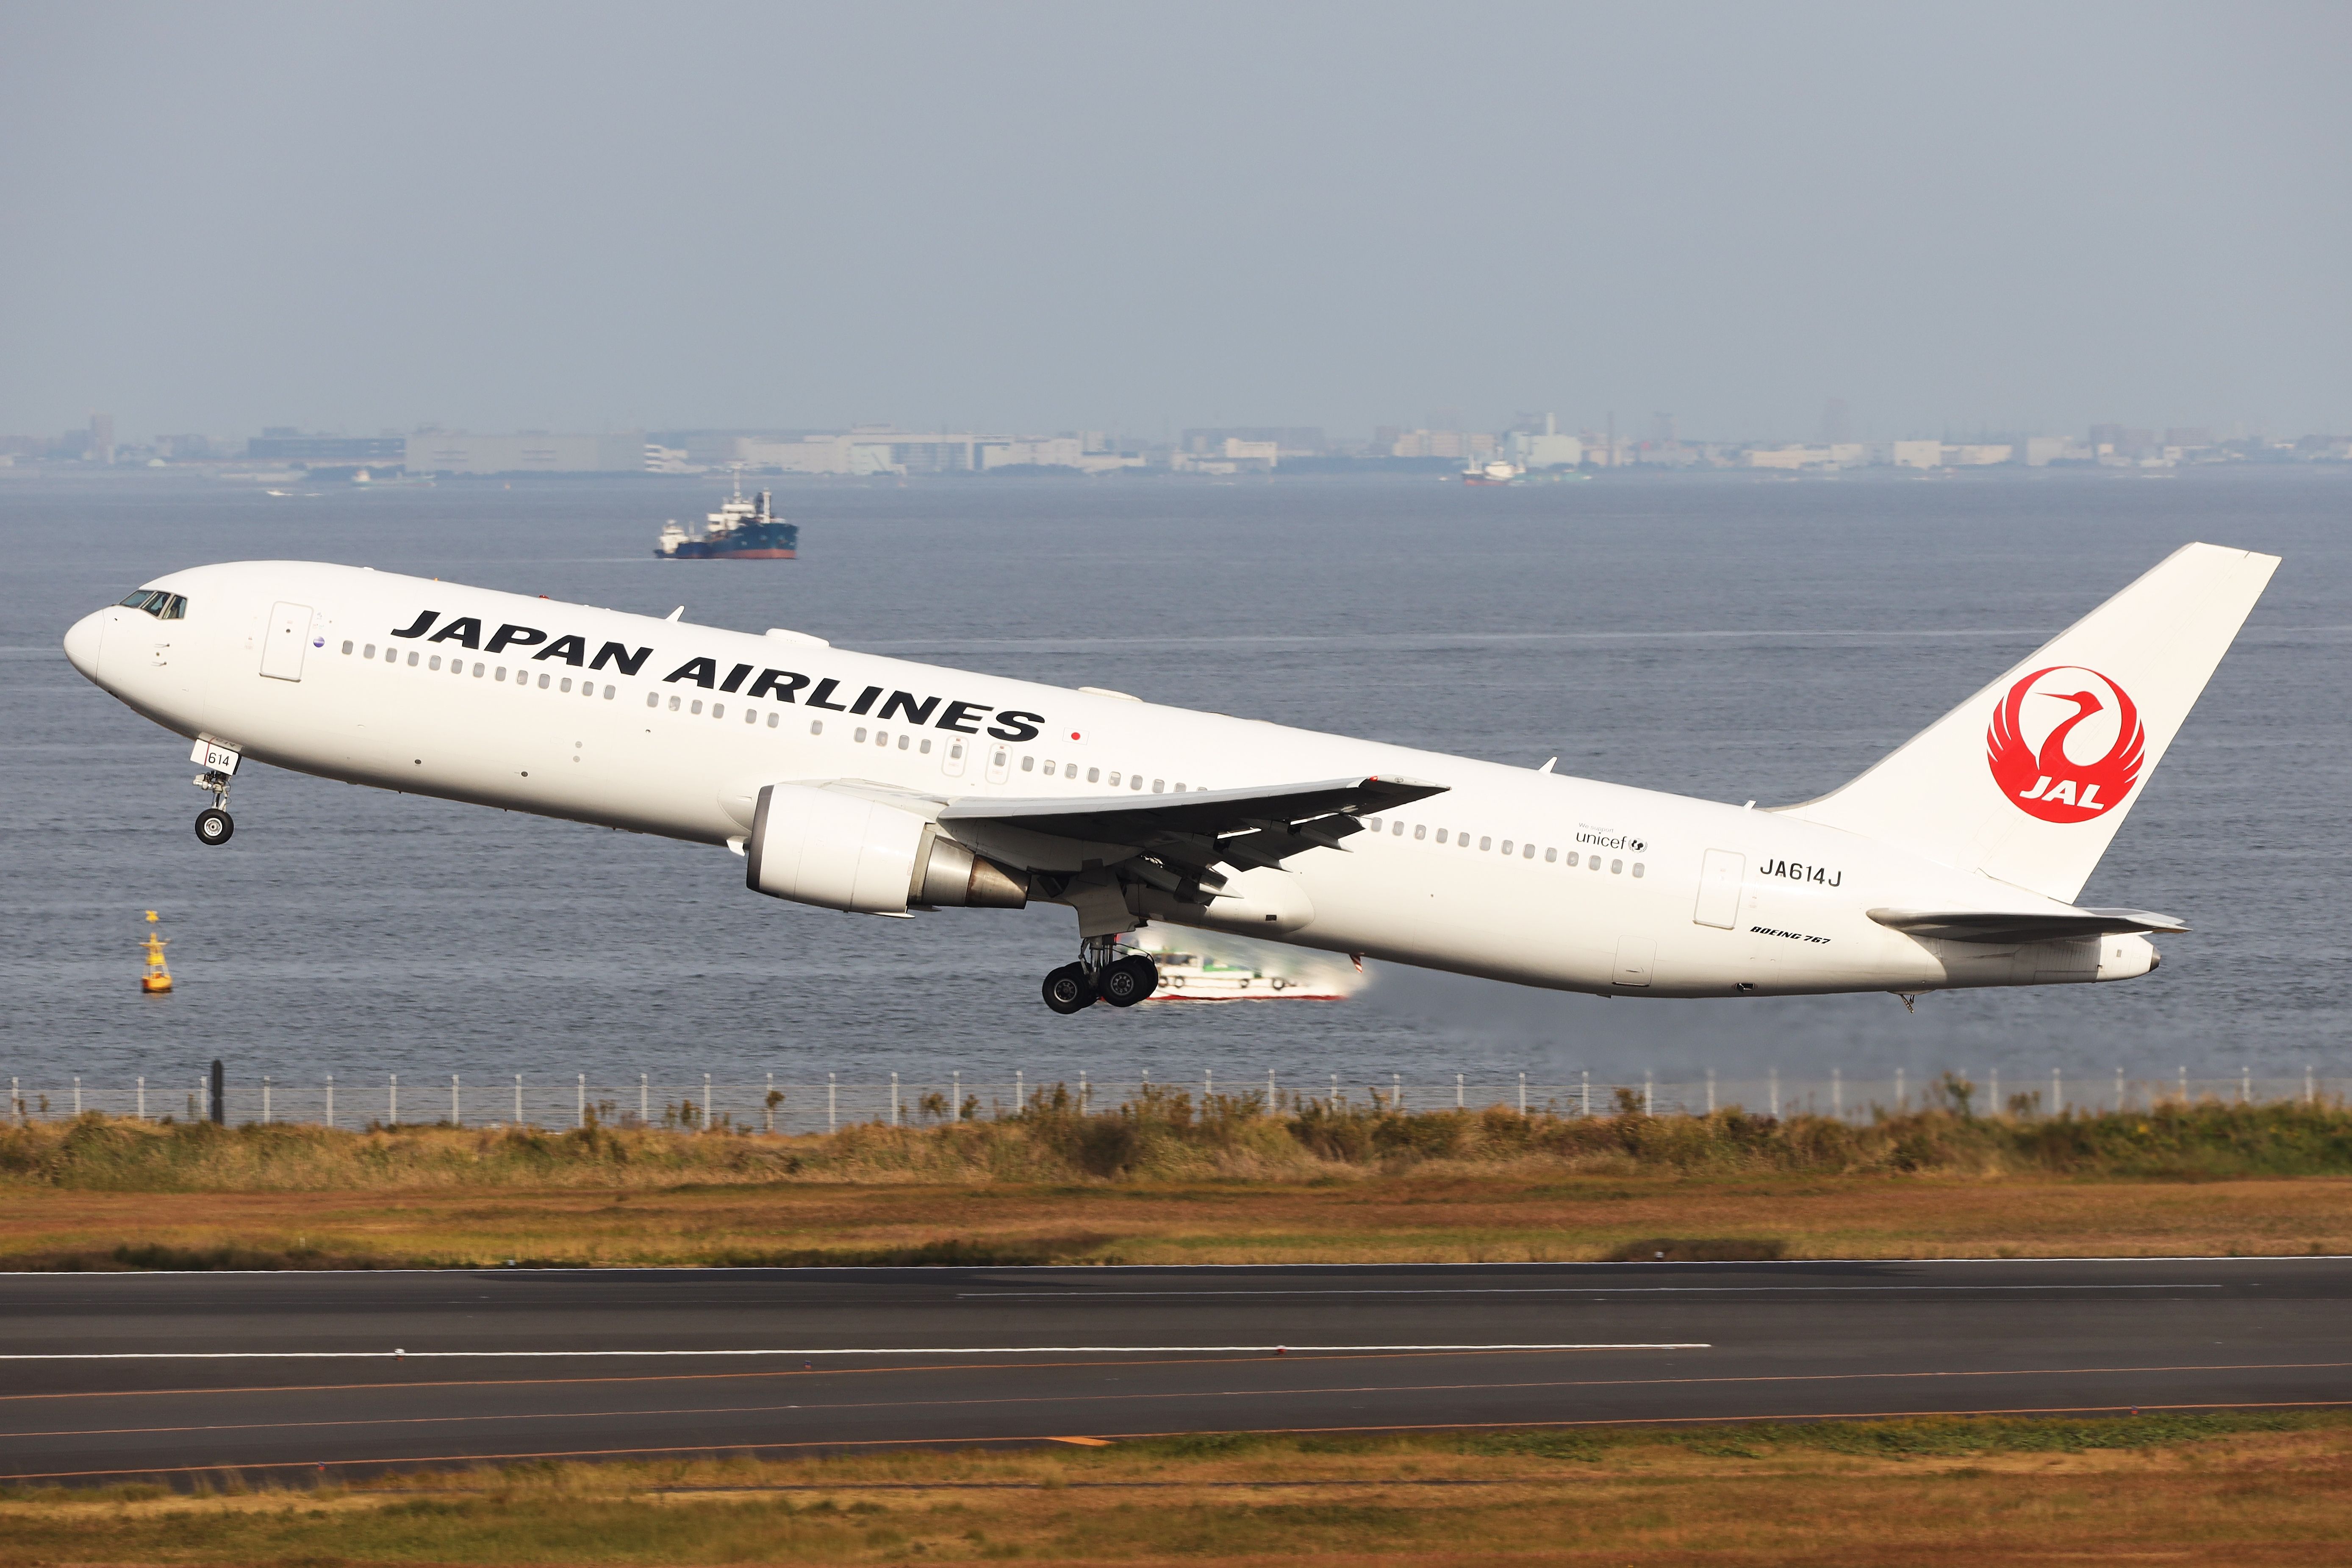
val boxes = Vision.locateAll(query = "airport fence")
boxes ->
[2,1067,2342,1137]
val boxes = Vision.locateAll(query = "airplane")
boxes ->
[61,542,2276,1014]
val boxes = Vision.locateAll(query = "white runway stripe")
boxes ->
[0,1343,1706,1362]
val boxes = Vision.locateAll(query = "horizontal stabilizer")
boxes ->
[1868,906,2188,945]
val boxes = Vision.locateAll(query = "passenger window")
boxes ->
[876,730,888,747]
[1414,824,1426,840]
[897,733,909,749]
[647,693,660,708]
[766,712,779,728]
[1632,862,1645,878]
[810,720,823,734]
[711,703,724,719]
[1545,847,1557,862]
[1523,843,1536,859]
[1108,771,1121,786]
[600,684,612,699]
[472,662,484,677]
[1021,755,1034,771]
[1480,836,1492,851]
[1087,767,1100,783]
[1043,760,1056,776]
[537,672,549,689]
[1498,838,1511,854]
[691,700,704,715]
[745,708,756,724]
[341,640,353,655]
[1459,831,1471,848]
[1393,822,1405,836]
[1566,851,1579,867]
[1130,774,1143,790]
[854,726,867,742]
[557,676,568,692]
[919,737,931,753]
[1152,779,1164,792]
[1366,817,1381,832]
[1174,782,1185,792]
[495,666,507,681]
[668,695,681,711]
[1611,858,1623,874]
[428,655,441,671]
[1435,829,1448,844]
[363,644,376,658]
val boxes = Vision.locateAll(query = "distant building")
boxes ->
[2021,436,2091,466]
[643,443,697,474]
[1891,439,1946,469]
[404,433,643,474]
[1509,415,1582,470]
[1948,443,2013,466]
[1182,427,1324,458]
[729,430,1140,476]
[250,433,408,464]
[1746,444,1863,470]
[1386,428,1497,460]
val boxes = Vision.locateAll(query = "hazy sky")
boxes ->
[4,2,2346,442]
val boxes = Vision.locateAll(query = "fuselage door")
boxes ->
[259,601,312,682]
[985,741,1011,784]
[1693,848,1744,929]
[941,735,968,778]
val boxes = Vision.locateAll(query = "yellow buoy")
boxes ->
[139,910,172,994]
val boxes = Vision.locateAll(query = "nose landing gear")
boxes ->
[1040,939,1161,1015]
[193,769,234,846]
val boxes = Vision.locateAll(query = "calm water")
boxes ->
[2,468,2345,1092]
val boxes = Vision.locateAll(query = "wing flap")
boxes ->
[1868,906,2189,945]
[940,775,1447,873]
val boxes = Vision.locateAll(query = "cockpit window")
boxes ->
[117,590,186,620]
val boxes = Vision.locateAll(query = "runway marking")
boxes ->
[4,1359,2345,1445]
[5,1355,2346,1410]
[0,1342,1706,1363]
[9,1395,2352,1483]
[964,1284,2227,1298]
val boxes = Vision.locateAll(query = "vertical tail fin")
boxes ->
[1778,542,2278,902]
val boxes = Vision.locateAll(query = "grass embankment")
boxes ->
[2,1412,2349,1563]
[4,1092,2352,1268]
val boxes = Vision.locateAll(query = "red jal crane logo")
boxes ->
[1986,665,2145,823]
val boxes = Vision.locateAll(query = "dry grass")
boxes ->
[1,1413,2349,1563]
[4,1096,2351,1269]
[4,1166,2351,1270]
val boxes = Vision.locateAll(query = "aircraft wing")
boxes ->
[940,775,1446,873]
[1867,906,2189,945]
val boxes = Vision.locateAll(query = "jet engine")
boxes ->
[745,784,1026,915]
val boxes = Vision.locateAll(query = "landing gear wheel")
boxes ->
[194,808,234,846]
[1097,954,1159,1008]
[1042,963,1097,1014]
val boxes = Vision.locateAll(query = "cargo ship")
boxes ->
[655,477,799,560]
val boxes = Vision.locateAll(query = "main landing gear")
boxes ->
[1041,939,1160,1015]
[194,770,234,845]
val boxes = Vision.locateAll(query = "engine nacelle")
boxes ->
[744,784,1025,914]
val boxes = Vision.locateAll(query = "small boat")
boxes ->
[656,474,799,560]
[1125,929,1362,1001]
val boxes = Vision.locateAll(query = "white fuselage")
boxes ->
[65,561,2157,1000]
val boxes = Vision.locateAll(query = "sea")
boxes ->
[2,465,2345,1106]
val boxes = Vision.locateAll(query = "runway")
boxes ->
[1,1258,2346,1480]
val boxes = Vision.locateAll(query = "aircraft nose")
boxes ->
[62,609,107,682]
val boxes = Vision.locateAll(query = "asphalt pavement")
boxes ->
[0,1257,2346,1480]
